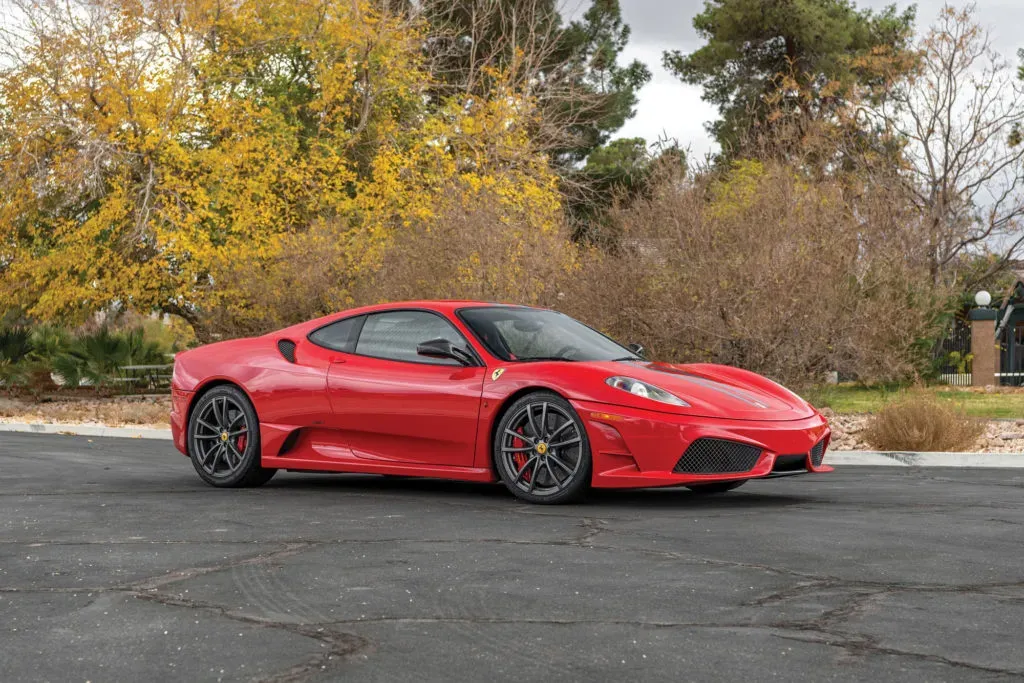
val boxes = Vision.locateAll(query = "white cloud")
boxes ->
[612,0,1024,161]
[613,45,719,163]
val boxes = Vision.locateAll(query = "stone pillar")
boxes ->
[969,308,998,387]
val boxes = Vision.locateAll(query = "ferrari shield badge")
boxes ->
[491,368,505,381]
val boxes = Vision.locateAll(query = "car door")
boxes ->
[325,310,486,467]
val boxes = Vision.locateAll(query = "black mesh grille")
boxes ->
[810,439,826,467]
[773,454,808,472]
[674,438,762,474]
[277,339,297,363]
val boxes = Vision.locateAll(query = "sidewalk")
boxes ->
[0,421,171,440]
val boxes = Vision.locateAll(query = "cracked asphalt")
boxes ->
[2,433,1023,682]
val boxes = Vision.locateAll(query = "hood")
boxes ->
[588,361,817,421]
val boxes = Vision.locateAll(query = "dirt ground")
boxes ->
[0,394,170,428]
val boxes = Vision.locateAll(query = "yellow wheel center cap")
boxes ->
[221,432,229,442]
[536,442,548,455]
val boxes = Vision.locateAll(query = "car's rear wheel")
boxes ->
[494,391,591,504]
[187,385,276,488]
[685,481,746,494]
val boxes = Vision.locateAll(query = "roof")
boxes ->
[273,300,532,337]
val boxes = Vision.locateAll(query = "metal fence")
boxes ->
[998,321,1024,386]
[932,321,972,386]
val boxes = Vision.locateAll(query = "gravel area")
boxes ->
[0,394,170,428]
[824,408,1024,452]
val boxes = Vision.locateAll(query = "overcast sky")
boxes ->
[612,0,1024,162]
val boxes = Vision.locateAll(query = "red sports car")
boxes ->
[170,301,831,503]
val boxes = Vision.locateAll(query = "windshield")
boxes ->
[458,307,639,362]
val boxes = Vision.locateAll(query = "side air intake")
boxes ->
[810,439,826,467]
[278,429,301,456]
[277,339,297,363]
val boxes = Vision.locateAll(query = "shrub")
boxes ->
[28,325,71,363]
[204,181,576,337]
[0,327,33,389]
[358,186,576,308]
[863,394,984,452]
[52,327,167,389]
[0,327,31,364]
[561,159,950,386]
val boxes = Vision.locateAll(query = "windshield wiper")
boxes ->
[609,356,641,362]
[515,356,577,362]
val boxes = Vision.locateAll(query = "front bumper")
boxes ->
[170,388,193,456]
[571,399,831,488]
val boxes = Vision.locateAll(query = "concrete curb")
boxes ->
[0,423,1022,466]
[0,422,172,440]
[828,450,1024,468]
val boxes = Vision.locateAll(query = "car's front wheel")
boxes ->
[494,391,591,504]
[187,385,276,488]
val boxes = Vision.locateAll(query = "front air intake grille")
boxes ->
[674,438,762,474]
[810,439,826,467]
[772,454,808,473]
[277,339,297,363]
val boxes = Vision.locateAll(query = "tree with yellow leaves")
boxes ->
[0,0,568,339]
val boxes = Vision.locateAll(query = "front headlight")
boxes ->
[606,376,689,406]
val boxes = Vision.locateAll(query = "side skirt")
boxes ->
[261,455,495,482]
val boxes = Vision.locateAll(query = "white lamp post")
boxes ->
[969,290,997,387]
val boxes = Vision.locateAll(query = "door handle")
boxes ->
[331,359,347,364]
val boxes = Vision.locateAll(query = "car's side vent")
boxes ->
[278,429,301,456]
[810,439,826,467]
[277,339,297,363]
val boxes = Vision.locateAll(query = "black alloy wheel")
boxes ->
[187,385,276,487]
[494,391,591,504]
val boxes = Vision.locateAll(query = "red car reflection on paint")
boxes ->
[170,301,831,504]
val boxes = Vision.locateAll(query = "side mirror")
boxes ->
[416,338,473,366]
[627,343,646,359]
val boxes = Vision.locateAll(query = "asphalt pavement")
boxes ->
[1,433,1022,682]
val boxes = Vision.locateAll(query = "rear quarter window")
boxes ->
[308,315,364,353]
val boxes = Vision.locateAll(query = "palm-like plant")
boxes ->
[0,327,31,364]
[28,326,71,363]
[0,358,29,387]
[54,327,126,387]
[52,326,168,388]
[0,327,32,388]
[122,327,166,366]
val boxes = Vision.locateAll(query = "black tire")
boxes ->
[685,481,747,494]
[493,391,591,504]
[187,385,276,488]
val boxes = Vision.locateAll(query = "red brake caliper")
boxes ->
[512,427,530,482]
[236,431,247,453]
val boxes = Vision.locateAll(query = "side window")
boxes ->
[308,315,364,353]
[356,311,469,365]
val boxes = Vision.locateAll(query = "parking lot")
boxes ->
[1,432,1022,681]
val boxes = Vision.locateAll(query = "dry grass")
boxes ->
[0,396,170,426]
[862,394,984,452]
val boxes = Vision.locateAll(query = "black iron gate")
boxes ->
[933,321,972,386]
[999,320,1024,386]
